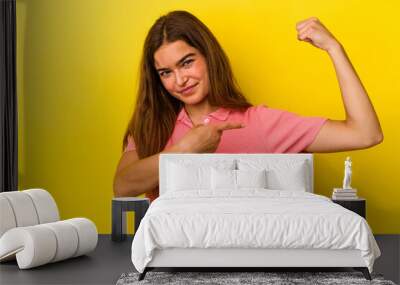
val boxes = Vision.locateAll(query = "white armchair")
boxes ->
[0,189,98,269]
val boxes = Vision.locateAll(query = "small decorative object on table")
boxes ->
[332,156,358,200]
[112,197,150,242]
[331,157,366,218]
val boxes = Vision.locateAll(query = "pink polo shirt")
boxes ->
[124,104,327,202]
[124,104,327,154]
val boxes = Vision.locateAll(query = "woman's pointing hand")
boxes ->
[175,121,245,153]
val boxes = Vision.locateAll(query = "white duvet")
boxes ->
[131,189,380,273]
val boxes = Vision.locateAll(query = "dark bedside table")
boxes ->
[332,198,366,218]
[112,197,150,242]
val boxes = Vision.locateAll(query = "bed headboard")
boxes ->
[159,153,314,195]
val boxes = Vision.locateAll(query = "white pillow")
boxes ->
[211,168,236,190]
[211,168,267,190]
[167,159,235,192]
[266,165,307,191]
[237,169,267,188]
[237,159,309,191]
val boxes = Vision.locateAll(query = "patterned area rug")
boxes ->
[116,271,396,285]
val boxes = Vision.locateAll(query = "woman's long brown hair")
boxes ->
[122,10,252,158]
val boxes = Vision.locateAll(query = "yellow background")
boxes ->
[16,0,399,234]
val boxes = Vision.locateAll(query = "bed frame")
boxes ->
[138,153,371,281]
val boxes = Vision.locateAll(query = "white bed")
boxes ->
[131,154,380,281]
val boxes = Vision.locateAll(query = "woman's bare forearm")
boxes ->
[113,144,186,197]
[327,43,383,143]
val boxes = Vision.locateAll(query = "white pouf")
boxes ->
[0,189,98,269]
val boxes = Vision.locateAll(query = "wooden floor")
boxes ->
[0,235,398,285]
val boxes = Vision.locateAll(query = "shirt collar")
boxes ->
[177,106,231,122]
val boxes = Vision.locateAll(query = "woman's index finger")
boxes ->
[215,122,245,131]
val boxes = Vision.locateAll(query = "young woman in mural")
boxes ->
[113,11,383,201]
